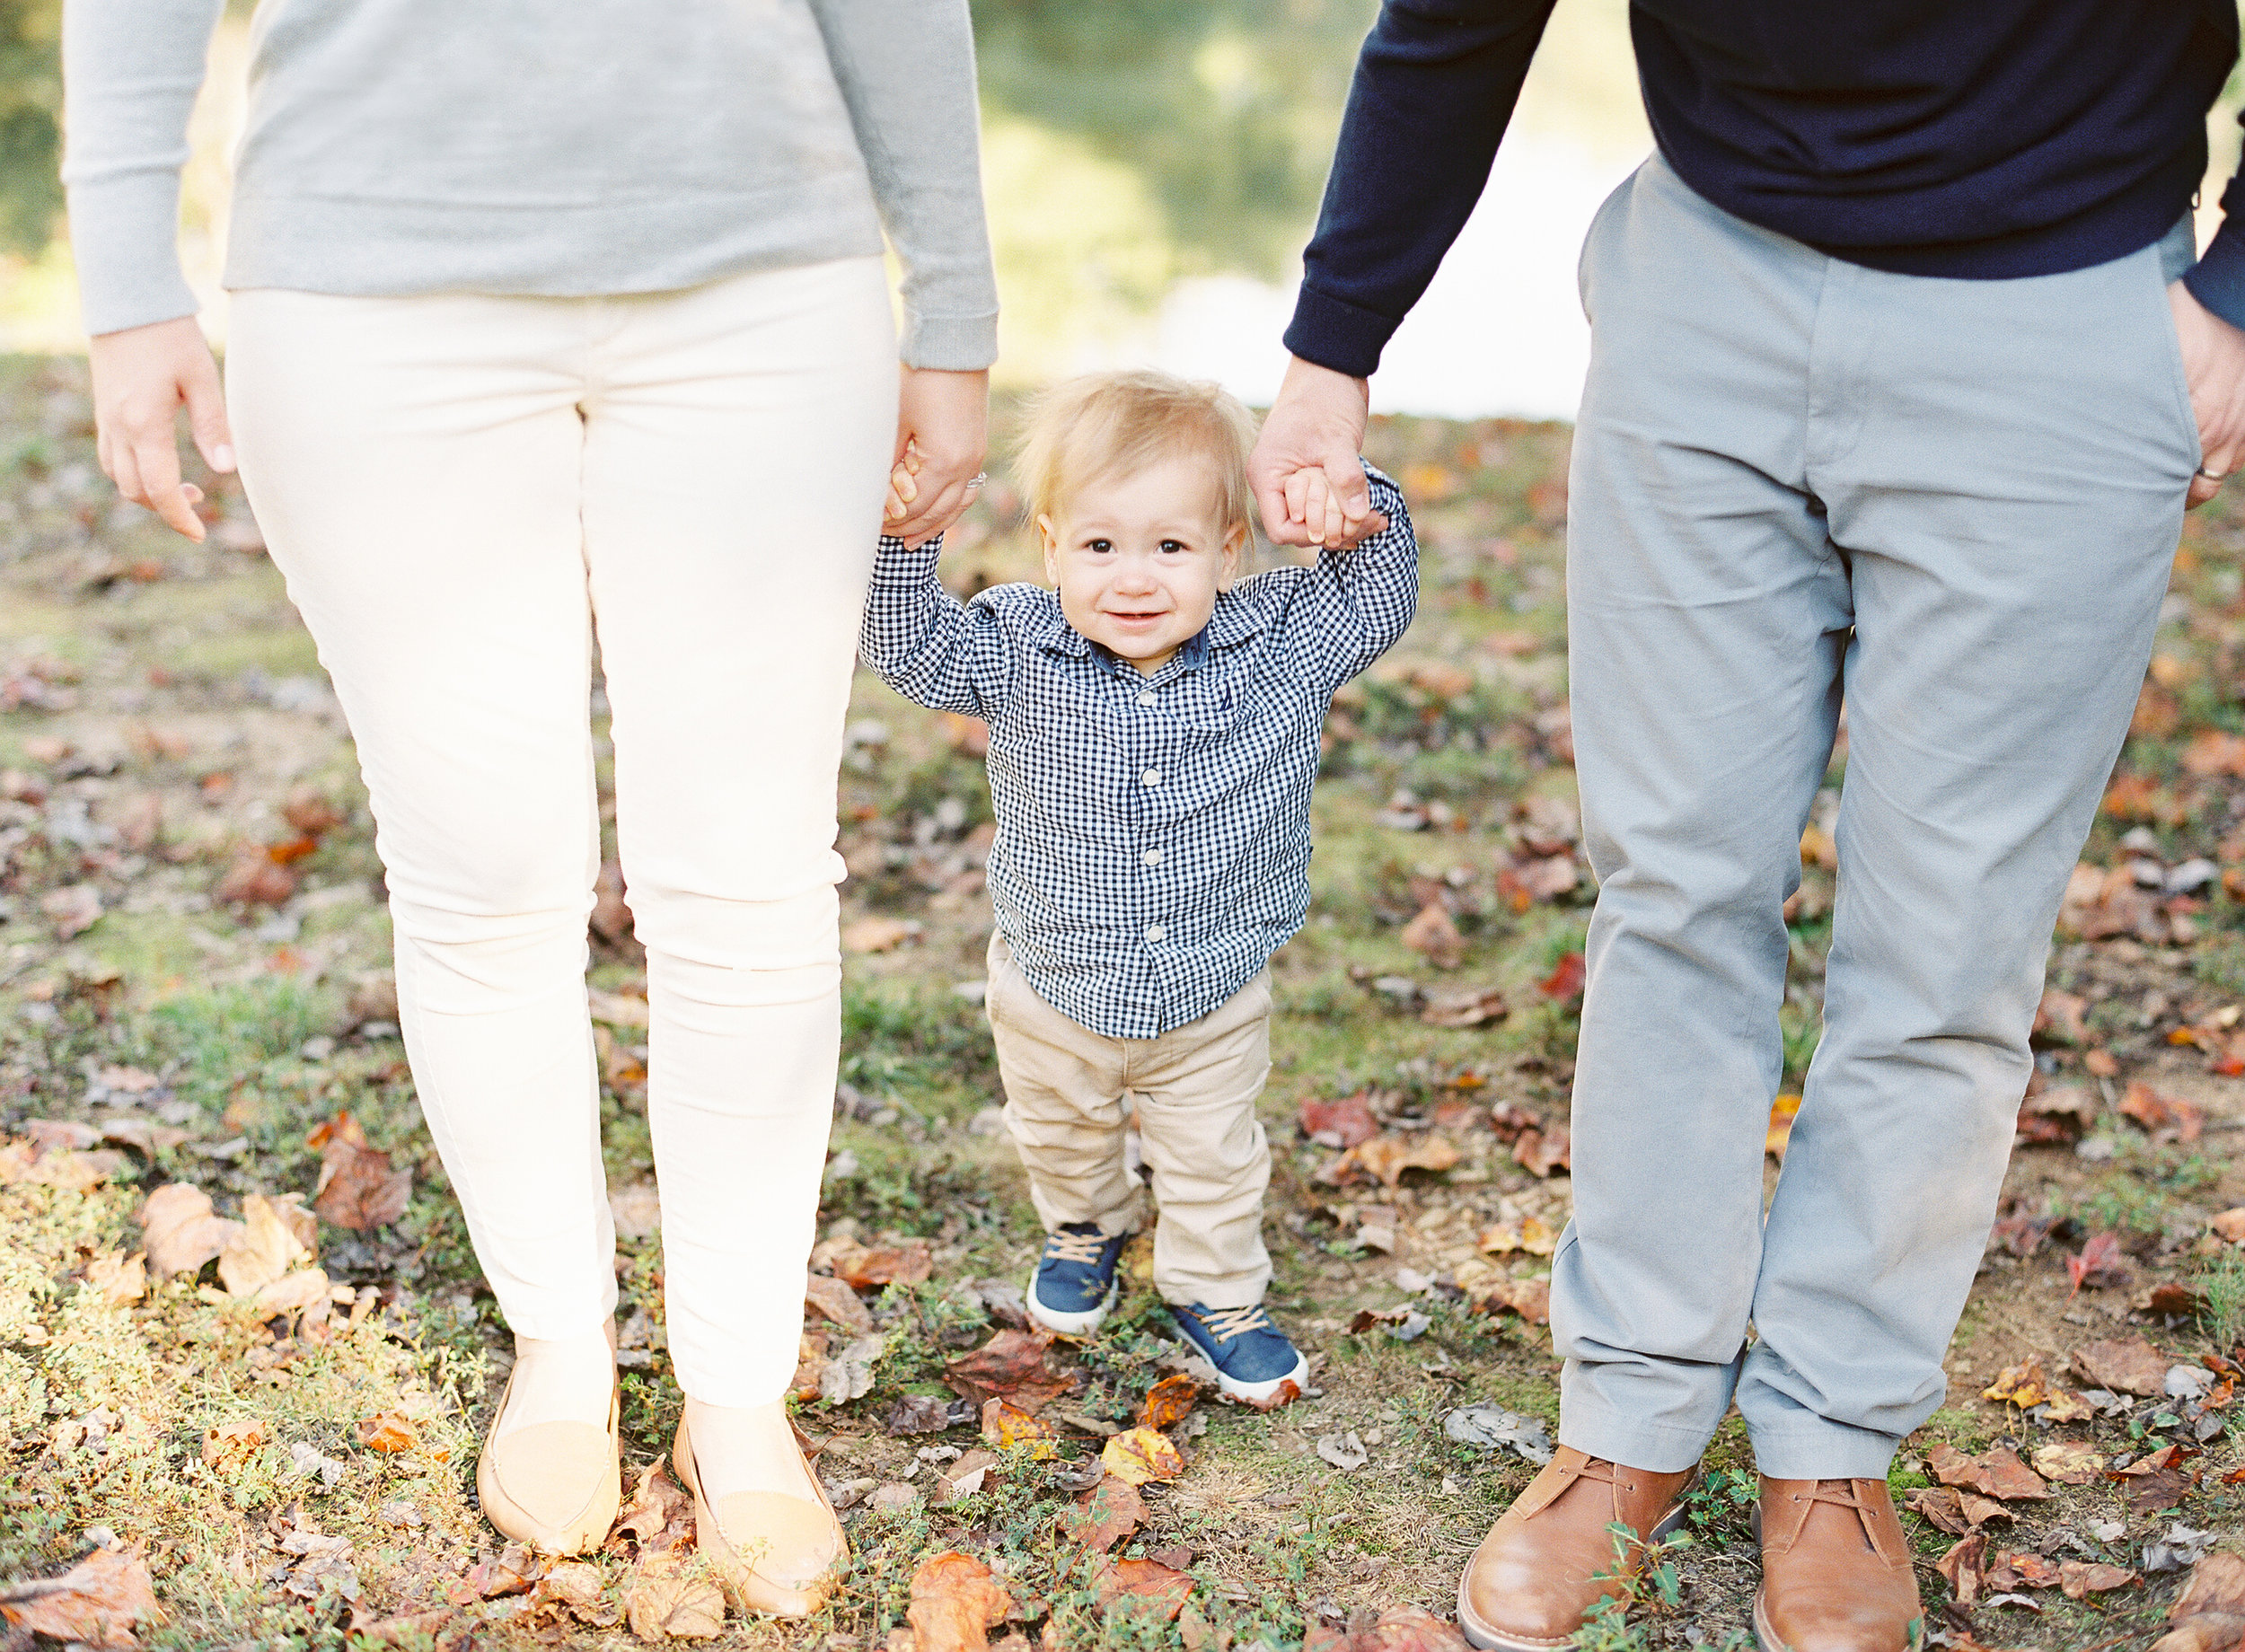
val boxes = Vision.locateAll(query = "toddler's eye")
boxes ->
[1087,538,1114,554]
[1160,540,1186,554]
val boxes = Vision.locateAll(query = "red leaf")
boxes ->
[1536,951,1586,1001]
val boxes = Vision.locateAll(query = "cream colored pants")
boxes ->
[225,259,897,1406]
[983,932,1274,1308]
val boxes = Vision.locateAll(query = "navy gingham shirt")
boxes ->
[859,467,1417,1038]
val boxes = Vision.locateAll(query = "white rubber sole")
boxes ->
[1025,1269,1117,1337]
[1193,1344,1309,1405]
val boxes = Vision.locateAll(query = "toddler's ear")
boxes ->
[1218,522,1248,589]
[1036,514,1061,584]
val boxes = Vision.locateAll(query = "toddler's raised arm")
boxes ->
[1276,466,1421,691]
[858,532,1020,718]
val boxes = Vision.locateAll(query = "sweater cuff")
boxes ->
[66,171,198,337]
[902,311,999,373]
[1282,285,1398,381]
[2184,217,2245,335]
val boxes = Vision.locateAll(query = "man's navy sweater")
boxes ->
[1287,0,2245,378]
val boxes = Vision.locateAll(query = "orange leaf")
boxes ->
[1138,1374,1202,1431]
[0,1548,156,1650]
[1060,1474,1147,1551]
[907,1551,1016,1652]
[981,1397,1057,1457]
[355,1410,418,1454]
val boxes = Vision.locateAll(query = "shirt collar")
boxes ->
[1030,587,1270,665]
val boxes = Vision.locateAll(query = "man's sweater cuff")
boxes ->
[66,171,198,337]
[1282,285,1398,381]
[2184,219,2245,335]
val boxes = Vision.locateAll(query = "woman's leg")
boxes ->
[225,290,619,1429]
[577,258,896,1489]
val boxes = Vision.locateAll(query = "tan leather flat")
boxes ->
[674,1412,847,1619]
[476,1366,622,1555]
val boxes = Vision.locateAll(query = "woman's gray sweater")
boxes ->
[60,0,999,368]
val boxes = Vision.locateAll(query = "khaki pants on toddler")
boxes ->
[983,931,1273,1309]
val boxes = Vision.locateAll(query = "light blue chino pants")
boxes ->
[1552,155,2200,1479]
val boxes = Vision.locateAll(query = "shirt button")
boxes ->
[1141,848,1162,866]
[1137,690,1156,707]
[1141,769,1161,787]
[1144,924,1166,944]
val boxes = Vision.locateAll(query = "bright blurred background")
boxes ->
[0,0,2241,418]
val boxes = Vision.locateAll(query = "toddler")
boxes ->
[859,370,1416,1402]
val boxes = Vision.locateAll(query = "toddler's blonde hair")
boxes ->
[1016,370,1260,537]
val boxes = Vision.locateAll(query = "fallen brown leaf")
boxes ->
[41,883,102,940]
[1299,1092,1379,1149]
[609,1457,695,1556]
[907,1551,1016,1652]
[1937,1530,1987,1606]
[308,1113,412,1231]
[214,850,295,908]
[1536,951,1586,1000]
[1093,1556,1193,1621]
[1349,1132,1461,1187]
[1400,902,1463,969]
[2068,1231,2130,1294]
[1476,1217,1556,1258]
[2059,1559,2139,1599]
[981,1397,1057,1456]
[1474,1278,1551,1326]
[2153,1552,2245,1652]
[85,1250,145,1307]
[1138,1373,1202,1430]
[1987,1551,2062,1591]
[1903,1487,1971,1536]
[944,1327,1075,1411]
[0,1547,156,1649]
[139,1182,242,1278]
[2121,1079,2205,1144]
[1303,1604,1471,1652]
[1925,1444,2047,1502]
[2213,1208,2245,1245]
[1061,1474,1148,1551]
[1513,1127,1571,1178]
[805,1270,876,1334]
[1982,1354,2054,1409]
[354,1410,417,1454]
[528,1559,619,1630]
[1421,987,1508,1028]
[218,1192,313,1296]
[455,1542,542,1602]
[830,1236,934,1291]
[624,1556,726,1641]
[201,1418,268,1474]
[2073,1335,2170,1396]
[344,1607,454,1648]
[1101,1427,1185,1486]
[2030,1440,2106,1485]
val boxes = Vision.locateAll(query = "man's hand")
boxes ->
[1251,356,1381,549]
[87,315,234,541]
[886,365,990,549]
[2171,280,2245,507]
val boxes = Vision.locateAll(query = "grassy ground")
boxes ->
[4,352,2245,1649]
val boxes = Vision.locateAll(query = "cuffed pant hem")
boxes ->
[1746,1425,1901,1482]
[1556,1406,1717,1476]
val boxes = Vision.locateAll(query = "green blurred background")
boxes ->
[1,0,2240,417]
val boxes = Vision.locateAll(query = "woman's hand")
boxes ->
[87,315,235,541]
[885,365,989,548]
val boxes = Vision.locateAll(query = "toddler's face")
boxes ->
[1038,455,1246,676]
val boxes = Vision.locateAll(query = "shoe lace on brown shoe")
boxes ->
[1756,1475,1923,1652]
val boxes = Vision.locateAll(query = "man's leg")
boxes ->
[1739,228,2198,1475]
[1460,156,1847,1651]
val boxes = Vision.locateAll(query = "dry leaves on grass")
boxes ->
[1421,986,1508,1028]
[623,1559,726,1642]
[308,1114,411,1231]
[2068,1232,2131,1294]
[1101,1427,1185,1486]
[1926,1444,2047,1502]
[805,1270,876,1333]
[1904,1487,2011,1537]
[525,1559,620,1632]
[354,1411,417,1454]
[2153,1552,2245,1652]
[1061,1475,1148,1551]
[2073,1335,2170,1396]
[217,1192,316,1296]
[1299,1092,1379,1149]
[0,1547,157,1650]
[823,1235,934,1291]
[1981,1353,2097,1422]
[1536,951,1586,1001]
[908,1551,1017,1652]
[2029,1440,2107,1485]
[41,883,101,940]
[944,1327,1077,1412]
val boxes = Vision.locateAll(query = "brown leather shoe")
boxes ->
[1754,1476,1924,1652]
[1455,1447,1698,1650]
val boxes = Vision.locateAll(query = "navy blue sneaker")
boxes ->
[1168,1302,1309,1404]
[1026,1222,1128,1335]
